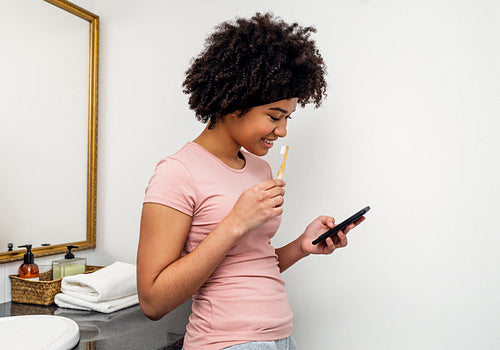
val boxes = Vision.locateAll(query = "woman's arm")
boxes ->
[137,203,240,320]
[137,179,286,320]
[276,215,364,272]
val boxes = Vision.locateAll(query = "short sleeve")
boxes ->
[144,157,197,216]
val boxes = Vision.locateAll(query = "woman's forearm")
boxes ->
[138,212,242,320]
[275,235,310,272]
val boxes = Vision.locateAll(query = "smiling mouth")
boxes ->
[262,138,276,145]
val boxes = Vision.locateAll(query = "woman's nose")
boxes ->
[274,119,287,138]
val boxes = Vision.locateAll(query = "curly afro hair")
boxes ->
[182,12,327,128]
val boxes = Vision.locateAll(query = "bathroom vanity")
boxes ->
[0,301,190,350]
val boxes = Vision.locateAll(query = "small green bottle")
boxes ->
[52,245,86,279]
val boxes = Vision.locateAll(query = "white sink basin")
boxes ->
[0,315,80,350]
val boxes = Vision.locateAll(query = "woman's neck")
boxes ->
[193,125,245,169]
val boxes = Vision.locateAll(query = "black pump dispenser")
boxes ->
[18,244,39,280]
[52,245,86,279]
[65,245,79,259]
[18,244,35,264]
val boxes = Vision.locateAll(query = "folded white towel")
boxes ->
[61,262,137,302]
[54,293,139,314]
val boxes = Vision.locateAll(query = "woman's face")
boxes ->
[226,98,298,156]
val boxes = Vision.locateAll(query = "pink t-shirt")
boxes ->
[144,142,293,350]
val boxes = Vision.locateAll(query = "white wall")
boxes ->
[2,0,499,349]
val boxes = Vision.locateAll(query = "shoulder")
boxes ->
[147,143,202,189]
[154,142,207,174]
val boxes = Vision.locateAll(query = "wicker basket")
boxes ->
[9,265,103,306]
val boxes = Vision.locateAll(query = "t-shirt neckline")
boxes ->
[187,141,248,173]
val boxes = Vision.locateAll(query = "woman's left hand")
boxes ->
[299,215,364,255]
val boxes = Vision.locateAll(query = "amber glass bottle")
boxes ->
[18,244,39,281]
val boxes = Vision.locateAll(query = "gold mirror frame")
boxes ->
[0,0,98,263]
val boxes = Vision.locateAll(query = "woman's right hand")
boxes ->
[223,179,286,238]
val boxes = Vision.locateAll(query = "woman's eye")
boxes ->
[268,114,292,121]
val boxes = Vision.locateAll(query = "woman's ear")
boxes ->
[232,109,250,118]
[226,110,243,120]
[223,109,249,122]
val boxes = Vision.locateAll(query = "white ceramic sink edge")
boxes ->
[0,315,80,350]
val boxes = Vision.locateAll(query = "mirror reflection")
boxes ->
[0,0,98,263]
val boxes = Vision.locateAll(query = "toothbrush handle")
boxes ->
[276,147,289,179]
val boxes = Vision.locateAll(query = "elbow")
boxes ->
[142,309,165,321]
[137,278,187,320]
[137,280,171,320]
[139,296,170,321]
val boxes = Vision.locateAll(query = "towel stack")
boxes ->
[54,262,139,314]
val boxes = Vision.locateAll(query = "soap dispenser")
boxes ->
[52,245,86,279]
[18,244,39,281]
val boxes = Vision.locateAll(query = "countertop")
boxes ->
[0,300,191,350]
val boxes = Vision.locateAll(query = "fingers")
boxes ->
[342,216,365,234]
[342,223,355,235]
[355,216,366,226]
[319,227,348,254]
[248,178,286,213]
[325,231,347,249]
[325,236,336,252]
[303,213,364,256]
[313,215,335,230]
[324,216,335,229]
[336,231,348,248]
[268,184,285,198]
[259,178,286,190]
[271,193,285,208]
[258,179,285,208]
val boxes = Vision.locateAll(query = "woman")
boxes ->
[137,13,363,350]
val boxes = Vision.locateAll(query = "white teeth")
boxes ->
[262,138,274,145]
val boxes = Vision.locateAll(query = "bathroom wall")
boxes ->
[2,0,499,349]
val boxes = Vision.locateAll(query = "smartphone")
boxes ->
[312,206,370,245]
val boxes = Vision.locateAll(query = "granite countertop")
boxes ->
[0,300,191,350]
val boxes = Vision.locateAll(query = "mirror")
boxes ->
[0,0,98,263]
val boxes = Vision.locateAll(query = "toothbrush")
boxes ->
[276,145,289,180]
